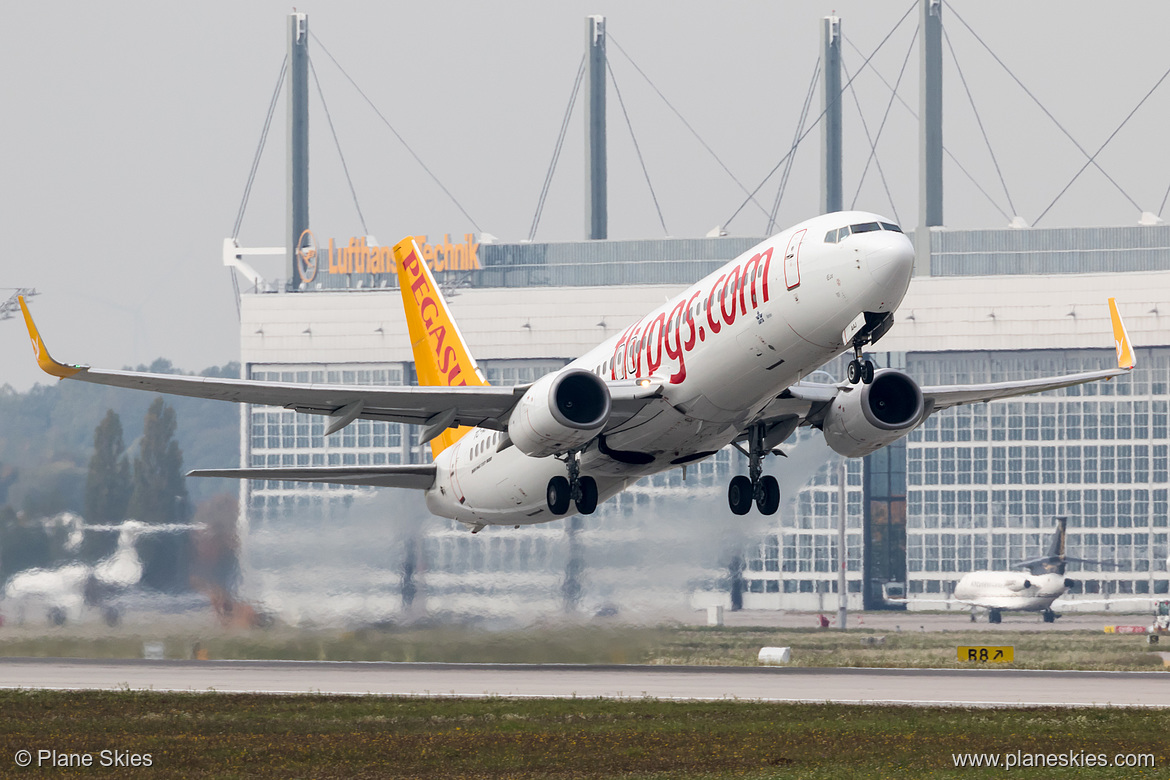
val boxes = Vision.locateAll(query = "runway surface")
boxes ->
[2,658,1167,708]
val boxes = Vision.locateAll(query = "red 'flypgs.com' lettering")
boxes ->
[401,249,469,386]
[612,247,773,384]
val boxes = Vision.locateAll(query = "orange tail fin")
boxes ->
[392,237,487,458]
[1108,297,1135,370]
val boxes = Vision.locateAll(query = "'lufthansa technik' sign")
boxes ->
[297,231,480,285]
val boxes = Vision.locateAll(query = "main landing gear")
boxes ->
[1042,608,1059,623]
[547,451,598,516]
[728,425,781,516]
[988,608,1002,624]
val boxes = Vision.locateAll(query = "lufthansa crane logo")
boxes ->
[297,229,319,283]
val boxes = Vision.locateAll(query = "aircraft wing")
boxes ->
[748,297,1135,435]
[18,296,661,435]
[920,367,1129,414]
[921,296,1135,412]
[187,465,438,489]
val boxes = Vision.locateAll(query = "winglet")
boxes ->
[392,237,487,458]
[17,295,83,379]
[1108,297,1135,370]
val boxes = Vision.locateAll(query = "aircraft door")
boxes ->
[448,443,467,506]
[784,229,806,290]
[624,330,640,378]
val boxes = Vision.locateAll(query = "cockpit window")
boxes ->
[825,221,902,242]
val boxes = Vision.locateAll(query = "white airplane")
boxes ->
[18,211,1136,533]
[2,519,201,625]
[952,517,1108,624]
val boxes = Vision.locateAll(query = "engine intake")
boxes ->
[508,368,611,458]
[822,369,925,458]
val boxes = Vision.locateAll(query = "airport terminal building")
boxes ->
[233,225,1170,622]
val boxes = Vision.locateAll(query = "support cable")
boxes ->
[723,0,917,230]
[844,24,917,224]
[768,57,820,234]
[1159,179,1170,219]
[1034,61,1170,225]
[843,35,1010,222]
[529,54,586,242]
[608,34,772,222]
[946,5,1142,221]
[941,22,1016,218]
[310,31,481,232]
[308,54,368,235]
[232,55,287,240]
[606,58,668,236]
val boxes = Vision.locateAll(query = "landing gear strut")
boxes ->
[728,425,780,516]
[547,451,598,516]
[845,311,894,385]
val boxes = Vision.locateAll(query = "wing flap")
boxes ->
[188,465,437,490]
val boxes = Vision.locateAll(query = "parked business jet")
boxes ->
[3,519,202,625]
[951,517,1110,624]
[19,211,1135,532]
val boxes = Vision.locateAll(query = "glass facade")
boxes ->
[901,347,1170,600]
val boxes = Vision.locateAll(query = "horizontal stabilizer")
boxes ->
[188,465,437,490]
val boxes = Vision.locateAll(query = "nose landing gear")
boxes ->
[728,425,781,516]
[846,351,875,385]
[845,311,894,385]
[547,451,598,516]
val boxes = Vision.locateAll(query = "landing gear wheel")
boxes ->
[756,474,780,515]
[1042,608,1057,623]
[861,360,875,384]
[728,475,753,515]
[847,359,861,385]
[988,609,1002,624]
[546,476,571,515]
[575,476,598,515]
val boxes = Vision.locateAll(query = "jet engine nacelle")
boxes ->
[1005,575,1033,592]
[508,368,611,458]
[822,369,925,458]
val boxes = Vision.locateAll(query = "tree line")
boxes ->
[0,360,241,594]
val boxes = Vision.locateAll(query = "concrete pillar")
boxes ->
[821,16,843,215]
[585,15,607,240]
[287,12,310,285]
[916,0,942,276]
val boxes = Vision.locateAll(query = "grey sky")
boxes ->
[4,1,1169,392]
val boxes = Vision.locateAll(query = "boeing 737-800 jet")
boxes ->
[19,211,1135,532]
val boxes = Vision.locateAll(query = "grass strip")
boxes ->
[0,690,1167,778]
